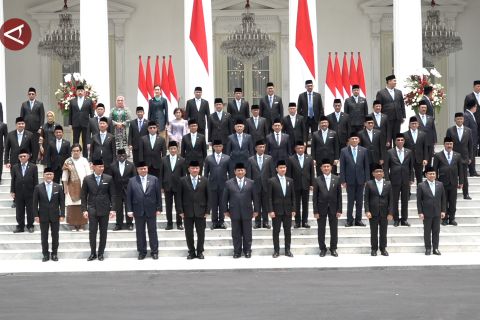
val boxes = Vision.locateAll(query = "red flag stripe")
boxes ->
[325,53,336,95]
[154,56,161,87]
[333,53,343,98]
[342,53,351,97]
[161,56,171,102]
[168,56,179,101]
[145,56,154,99]
[138,56,148,101]
[349,52,358,87]
[357,52,366,96]
[295,0,315,78]
[189,0,209,74]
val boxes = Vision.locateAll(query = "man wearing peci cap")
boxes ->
[344,84,368,134]
[227,87,250,124]
[128,106,149,165]
[20,87,45,163]
[311,115,339,175]
[327,99,351,151]
[297,80,324,138]
[89,117,116,175]
[33,167,65,262]
[433,137,463,226]
[260,82,284,131]
[87,103,113,147]
[208,98,233,146]
[422,85,435,119]
[463,80,480,123]
[45,125,70,183]
[186,87,210,135]
[225,118,254,176]
[403,116,429,184]
[139,121,167,178]
[358,115,386,177]
[4,117,34,168]
[376,75,406,146]
[204,140,230,229]
[463,99,479,177]
[266,118,291,164]
[369,100,391,149]
[282,102,307,154]
[246,104,269,144]
[69,85,95,158]
[181,118,208,175]
[0,115,7,183]
[416,100,437,162]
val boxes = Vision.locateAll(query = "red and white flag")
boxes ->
[342,53,351,99]
[289,0,318,103]
[185,0,213,110]
[154,55,161,88]
[168,55,179,118]
[333,53,343,99]
[137,56,149,113]
[145,56,154,100]
[161,56,171,114]
[324,53,336,115]
[357,52,366,98]
[349,52,358,89]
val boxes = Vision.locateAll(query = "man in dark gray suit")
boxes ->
[87,103,113,150]
[267,160,295,258]
[69,85,94,157]
[297,80,324,138]
[181,119,208,175]
[148,85,169,138]
[204,140,230,229]
[127,161,162,260]
[128,106,149,165]
[340,132,370,227]
[227,88,250,123]
[370,101,391,149]
[81,159,116,261]
[327,99,350,150]
[422,85,435,118]
[260,82,284,130]
[313,159,342,257]
[282,102,307,154]
[176,160,210,259]
[358,116,386,177]
[222,162,259,258]
[417,166,446,255]
[416,101,437,162]
[0,118,7,183]
[20,87,44,163]
[266,118,291,164]
[208,98,233,146]
[89,117,116,175]
[33,167,65,262]
[139,121,167,178]
[403,116,429,184]
[344,84,368,134]
[246,105,269,144]
[464,80,480,125]
[225,119,254,176]
[45,125,70,183]
[364,164,393,256]
[185,87,210,135]
[463,100,479,177]
[311,116,339,176]
[5,117,34,170]
[375,75,406,146]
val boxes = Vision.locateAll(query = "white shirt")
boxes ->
[374,112,381,127]
[216,111,223,120]
[257,154,263,169]
[410,129,417,143]
[297,154,304,168]
[253,116,259,128]
[428,180,436,196]
[278,174,286,196]
[275,132,281,145]
[268,95,274,107]
[118,161,125,176]
[215,153,222,164]
[237,133,243,146]
[56,139,62,153]
[195,99,201,111]
[140,175,147,192]
[149,134,156,148]
[367,129,373,142]
[289,114,296,128]
[444,150,452,164]
[375,178,384,194]
[324,174,331,191]
[237,177,244,189]
[396,147,404,163]
[191,133,197,147]
[335,112,341,122]
[387,87,395,100]
[420,113,427,126]
[322,129,328,143]
[457,126,464,140]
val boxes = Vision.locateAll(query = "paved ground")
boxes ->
[1,267,479,320]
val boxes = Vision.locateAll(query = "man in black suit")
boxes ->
[160,141,186,230]
[81,159,116,261]
[208,98,233,146]
[45,125,70,184]
[222,162,259,258]
[87,103,113,150]
[204,140,230,229]
[403,116,429,184]
[127,161,162,260]
[446,112,474,200]
[358,116,386,177]
[33,167,65,262]
[110,149,136,231]
[148,84,169,138]
[89,117,115,175]
[11,149,38,233]
[311,116,340,176]
[340,132,370,227]
[416,101,437,162]
[268,160,295,258]
[247,140,275,229]
[139,121,167,178]
[344,84,368,133]
[364,164,394,256]
[0,119,8,183]
[185,87,210,135]
[225,119,254,176]
[176,160,210,259]
[128,106,149,165]
[375,75,406,146]
[246,105,269,144]
[463,80,480,123]
[422,86,435,119]
[384,133,414,227]
[287,141,314,229]
[69,85,94,157]
[297,79,323,138]
[417,166,446,255]
[313,159,342,257]
[20,87,44,163]
[0,101,3,122]
[5,117,33,168]
[327,99,350,150]
[370,100,391,149]
[433,137,464,226]
[227,87,250,123]
[181,119,207,175]
[259,82,284,130]
[463,100,479,177]
[282,102,307,153]
[266,118,291,164]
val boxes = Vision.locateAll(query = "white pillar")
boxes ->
[0,0,6,122]
[80,0,110,112]
[393,0,423,130]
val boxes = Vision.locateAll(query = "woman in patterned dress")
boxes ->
[167,107,189,150]
[110,96,131,154]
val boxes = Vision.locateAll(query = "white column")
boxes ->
[80,0,110,112]
[0,0,6,122]
[393,0,423,131]
[113,19,126,96]
[370,15,382,104]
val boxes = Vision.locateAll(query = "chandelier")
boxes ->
[220,0,276,63]
[38,0,80,67]
[422,0,462,62]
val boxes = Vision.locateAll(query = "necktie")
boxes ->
[258,156,263,169]
[447,152,451,165]
[280,176,286,196]
[325,177,330,191]
[57,140,62,153]
[46,183,52,201]
[101,133,105,144]
[192,177,197,190]
[238,179,243,190]
[22,164,26,176]
[171,156,176,170]
[458,127,463,140]
[376,114,381,127]
[254,117,258,129]
[276,133,280,146]
[352,148,357,163]
[422,115,426,126]
[412,130,417,143]
[398,149,404,163]
[30,101,34,109]
[142,176,147,192]
[138,119,143,132]
[299,155,304,168]
[216,154,221,165]
[96,175,101,186]
[269,96,273,108]
[150,135,156,149]
[308,93,313,117]
[430,182,435,196]
[336,113,340,123]
[322,130,327,144]
[17,133,22,146]
[192,134,196,147]
[238,134,242,147]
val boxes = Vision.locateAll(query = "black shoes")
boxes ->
[42,254,50,262]
[245,252,252,258]
[464,195,472,200]
[253,223,261,229]
[165,224,173,230]
[371,250,377,256]
[138,253,146,260]
[294,223,301,229]
[127,225,134,231]
[272,251,279,258]
[113,225,122,231]
[98,254,104,261]
[87,254,97,261]
[51,254,58,261]
[433,249,441,255]
[177,225,184,230]
[401,220,411,227]
[27,227,34,233]
[355,221,366,227]
[319,249,327,257]
[441,219,449,226]
[425,249,431,256]
[197,253,204,259]
[13,228,24,233]
[285,250,294,257]
[151,253,158,260]
[302,223,311,229]
[345,222,353,227]
[330,249,338,257]
[187,253,196,260]
[393,221,400,227]
[449,220,458,226]
[233,253,241,259]
[263,223,271,229]
[380,250,389,256]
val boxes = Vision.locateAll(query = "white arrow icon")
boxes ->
[4,24,25,45]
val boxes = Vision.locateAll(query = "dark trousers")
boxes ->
[209,189,224,225]
[231,218,252,255]
[272,213,292,252]
[114,195,133,228]
[165,190,182,225]
[15,196,34,230]
[135,215,158,255]
[426,145,434,165]
[148,166,160,179]
[444,186,458,221]
[53,168,62,184]
[317,210,338,250]
[369,215,388,251]
[462,163,469,197]
[294,189,309,225]
[392,183,410,222]
[254,189,269,225]
[388,120,401,147]
[346,183,364,223]
[184,216,206,255]
[31,131,40,163]
[0,148,3,179]
[306,117,318,137]
[40,221,60,255]
[423,216,441,250]
[88,214,109,255]
[414,162,424,184]
[73,126,88,158]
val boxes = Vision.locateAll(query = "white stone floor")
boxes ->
[2,252,480,273]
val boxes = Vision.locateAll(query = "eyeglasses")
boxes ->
[19,155,28,158]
